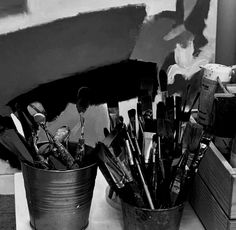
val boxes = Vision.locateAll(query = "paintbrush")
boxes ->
[169,147,188,206]
[75,87,92,164]
[149,133,165,207]
[176,84,193,155]
[15,106,40,156]
[182,84,191,114]
[156,102,174,139]
[97,135,148,208]
[128,109,144,164]
[137,101,145,129]
[154,102,174,208]
[134,156,155,209]
[121,123,135,167]
[156,102,171,180]
[183,122,203,154]
[144,133,156,170]
[158,69,168,104]
[128,109,136,137]
[171,122,203,205]
[74,114,85,164]
[137,101,145,154]
[120,116,155,209]
[166,96,175,131]
[191,135,211,173]
[54,126,70,146]
[76,87,91,114]
[48,155,67,170]
[34,113,78,169]
[170,121,202,205]
[107,101,119,131]
[184,92,200,121]
[174,96,183,158]
[0,122,37,167]
[139,95,154,133]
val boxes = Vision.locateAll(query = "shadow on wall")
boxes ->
[0,0,27,18]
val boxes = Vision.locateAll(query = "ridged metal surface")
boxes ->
[22,162,97,230]
[121,200,184,230]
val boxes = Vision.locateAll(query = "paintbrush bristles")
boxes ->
[137,102,143,117]
[156,102,174,138]
[156,102,166,119]
[182,84,191,113]
[76,87,91,113]
[158,69,168,92]
[182,122,203,153]
[128,109,136,119]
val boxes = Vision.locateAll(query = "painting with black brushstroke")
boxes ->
[0,0,27,18]
[132,0,217,108]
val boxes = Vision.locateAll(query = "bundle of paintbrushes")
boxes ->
[96,69,207,209]
[157,70,200,158]
[4,87,96,171]
[96,112,209,209]
[169,122,205,206]
[96,117,155,209]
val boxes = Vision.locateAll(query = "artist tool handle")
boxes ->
[41,125,78,169]
[116,158,134,182]
[75,138,85,163]
[160,91,168,104]
[104,144,134,184]
[126,130,135,152]
[158,136,166,179]
[158,158,165,180]
[133,137,146,167]
[120,181,146,208]
[150,151,160,206]
[124,129,142,183]
[53,139,79,169]
[169,169,183,206]
[125,139,135,166]
[105,161,126,189]
[135,158,155,209]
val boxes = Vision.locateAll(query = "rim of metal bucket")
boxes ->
[21,161,97,173]
[121,200,185,212]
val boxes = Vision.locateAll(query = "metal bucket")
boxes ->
[121,200,184,230]
[21,160,97,230]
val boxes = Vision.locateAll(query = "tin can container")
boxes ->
[121,200,184,230]
[21,144,97,230]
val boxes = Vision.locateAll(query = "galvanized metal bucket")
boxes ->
[21,160,97,230]
[121,200,184,230]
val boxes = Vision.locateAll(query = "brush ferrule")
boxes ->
[160,91,168,104]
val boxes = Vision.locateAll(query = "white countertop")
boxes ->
[15,169,205,230]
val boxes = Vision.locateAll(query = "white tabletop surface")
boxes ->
[15,170,205,230]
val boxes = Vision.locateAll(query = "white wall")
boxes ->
[0,0,175,34]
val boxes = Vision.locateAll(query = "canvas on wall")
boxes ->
[131,0,218,107]
[0,0,217,174]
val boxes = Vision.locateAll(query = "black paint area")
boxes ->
[8,60,158,122]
